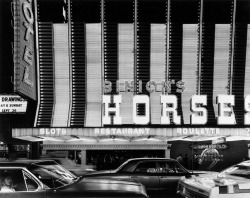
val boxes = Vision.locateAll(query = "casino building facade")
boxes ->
[1,0,250,171]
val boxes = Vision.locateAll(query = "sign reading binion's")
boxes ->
[12,0,36,100]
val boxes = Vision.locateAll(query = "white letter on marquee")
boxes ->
[191,95,207,125]
[133,95,150,124]
[161,95,180,125]
[103,95,122,125]
[217,95,236,125]
[23,22,34,42]
[245,95,250,125]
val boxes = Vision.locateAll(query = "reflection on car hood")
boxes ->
[61,177,147,197]
[83,177,140,185]
[182,172,249,191]
[189,170,218,175]
[85,169,115,175]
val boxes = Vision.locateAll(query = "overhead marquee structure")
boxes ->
[12,127,250,143]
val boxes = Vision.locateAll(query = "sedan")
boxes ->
[0,160,148,198]
[177,160,250,198]
[83,158,211,194]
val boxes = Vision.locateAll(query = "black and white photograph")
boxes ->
[1,0,250,197]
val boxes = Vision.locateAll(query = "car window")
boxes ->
[118,160,140,172]
[157,161,188,174]
[23,171,39,191]
[0,169,26,192]
[134,162,157,173]
[175,162,188,173]
[158,162,175,173]
[28,161,77,189]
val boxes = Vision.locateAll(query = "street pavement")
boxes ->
[149,192,180,198]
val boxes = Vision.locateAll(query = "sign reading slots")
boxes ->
[13,0,36,100]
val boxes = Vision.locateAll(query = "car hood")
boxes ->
[51,177,148,197]
[62,177,147,197]
[63,176,147,195]
[181,172,249,191]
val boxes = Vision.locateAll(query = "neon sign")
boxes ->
[103,94,250,125]
[13,0,36,100]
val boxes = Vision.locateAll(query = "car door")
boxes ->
[158,161,190,192]
[0,168,46,198]
[129,161,159,191]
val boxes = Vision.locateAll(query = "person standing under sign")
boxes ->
[243,154,250,161]
[176,154,183,165]
[183,154,189,169]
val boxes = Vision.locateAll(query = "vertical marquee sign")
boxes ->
[12,0,36,100]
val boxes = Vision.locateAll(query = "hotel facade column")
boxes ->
[165,149,170,158]
[81,149,86,167]
[248,144,250,158]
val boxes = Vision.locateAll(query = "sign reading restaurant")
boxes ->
[12,0,36,100]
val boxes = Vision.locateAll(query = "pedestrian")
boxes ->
[183,154,189,169]
[176,154,183,165]
[193,154,199,170]
[243,154,250,161]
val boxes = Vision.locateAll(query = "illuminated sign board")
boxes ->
[12,145,29,152]
[12,0,36,100]
[35,127,250,137]
[103,94,250,125]
[94,128,150,136]
[38,128,150,136]
[0,95,27,113]
[176,128,220,136]
[190,144,229,150]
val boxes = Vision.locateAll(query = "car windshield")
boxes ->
[117,160,140,172]
[28,161,78,188]
[117,159,188,173]
[221,161,250,179]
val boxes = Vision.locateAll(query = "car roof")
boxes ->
[0,159,56,168]
[125,158,177,163]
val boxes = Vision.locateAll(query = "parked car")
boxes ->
[0,160,148,198]
[83,158,212,194]
[41,157,88,176]
[177,160,250,198]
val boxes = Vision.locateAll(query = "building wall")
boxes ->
[34,0,250,128]
[2,0,250,163]
[0,0,38,160]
